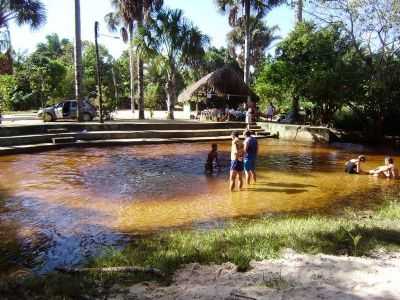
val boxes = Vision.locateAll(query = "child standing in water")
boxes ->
[205,144,220,174]
[230,131,244,191]
[345,155,366,174]
[369,157,398,179]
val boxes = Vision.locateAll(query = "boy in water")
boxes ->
[369,157,398,179]
[243,130,258,184]
[205,143,220,174]
[345,155,366,174]
[230,131,244,191]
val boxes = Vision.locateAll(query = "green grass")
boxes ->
[92,202,400,275]
[1,198,400,299]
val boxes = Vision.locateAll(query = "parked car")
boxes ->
[37,100,97,122]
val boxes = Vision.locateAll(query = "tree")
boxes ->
[36,33,72,60]
[0,0,46,33]
[136,8,209,119]
[255,22,364,125]
[227,16,279,76]
[216,0,283,84]
[105,0,163,119]
[74,0,84,121]
[308,0,400,137]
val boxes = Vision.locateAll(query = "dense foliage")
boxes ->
[1,0,400,137]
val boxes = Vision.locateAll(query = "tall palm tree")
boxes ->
[0,0,46,64]
[216,0,283,84]
[0,0,46,31]
[136,8,209,120]
[295,0,303,24]
[227,16,279,73]
[105,0,163,119]
[74,0,83,121]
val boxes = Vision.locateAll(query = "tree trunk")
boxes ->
[166,73,176,120]
[137,2,145,120]
[74,0,83,122]
[137,58,144,119]
[243,0,251,85]
[295,0,303,24]
[291,95,300,123]
[128,23,135,114]
[111,66,119,110]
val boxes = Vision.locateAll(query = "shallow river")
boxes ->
[0,140,399,273]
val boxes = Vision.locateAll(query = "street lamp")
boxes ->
[94,21,103,123]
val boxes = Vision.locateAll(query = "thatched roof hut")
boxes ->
[178,67,259,105]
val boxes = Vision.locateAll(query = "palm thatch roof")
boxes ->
[178,66,259,104]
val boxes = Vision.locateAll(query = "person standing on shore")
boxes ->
[243,130,258,185]
[230,131,244,191]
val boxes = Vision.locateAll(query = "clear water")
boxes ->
[0,140,399,273]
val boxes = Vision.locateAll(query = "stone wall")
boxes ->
[258,122,331,143]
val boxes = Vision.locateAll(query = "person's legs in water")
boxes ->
[244,159,256,184]
[238,170,243,189]
[230,170,237,191]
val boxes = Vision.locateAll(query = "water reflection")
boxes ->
[0,140,399,273]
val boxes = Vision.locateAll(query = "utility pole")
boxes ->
[74,0,84,122]
[243,0,251,85]
[94,21,104,123]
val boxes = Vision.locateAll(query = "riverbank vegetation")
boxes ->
[1,1,400,138]
[1,197,399,299]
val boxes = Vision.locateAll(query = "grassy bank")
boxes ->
[93,198,400,273]
[1,198,400,299]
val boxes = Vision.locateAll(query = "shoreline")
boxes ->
[1,197,399,299]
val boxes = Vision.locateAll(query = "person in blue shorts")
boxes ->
[230,131,244,191]
[243,130,258,185]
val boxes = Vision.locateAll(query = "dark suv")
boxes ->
[38,100,97,122]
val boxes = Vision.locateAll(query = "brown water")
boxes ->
[0,140,399,273]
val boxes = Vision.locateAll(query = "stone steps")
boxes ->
[0,128,268,147]
[0,135,273,155]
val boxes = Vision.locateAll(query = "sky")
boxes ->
[9,0,295,58]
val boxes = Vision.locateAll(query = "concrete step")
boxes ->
[47,128,69,133]
[0,135,274,155]
[52,137,76,144]
[0,122,248,137]
[0,128,268,147]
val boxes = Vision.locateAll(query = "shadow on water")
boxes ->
[0,191,128,274]
[246,187,309,194]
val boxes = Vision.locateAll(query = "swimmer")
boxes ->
[205,143,221,174]
[345,155,366,174]
[369,157,398,179]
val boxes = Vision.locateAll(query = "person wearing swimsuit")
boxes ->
[205,143,220,174]
[345,155,366,174]
[230,131,244,191]
[369,157,398,178]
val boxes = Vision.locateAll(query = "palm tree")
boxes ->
[105,0,163,119]
[136,8,209,120]
[0,0,46,31]
[216,0,283,84]
[74,0,83,121]
[227,16,279,73]
[105,1,136,114]
[0,0,46,64]
[295,0,303,24]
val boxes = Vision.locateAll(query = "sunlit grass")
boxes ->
[1,198,399,299]
[93,198,400,274]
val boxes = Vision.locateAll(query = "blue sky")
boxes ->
[9,0,295,58]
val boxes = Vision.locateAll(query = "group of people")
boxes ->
[206,135,398,192]
[345,155,398,178]
[205,130,258,191]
